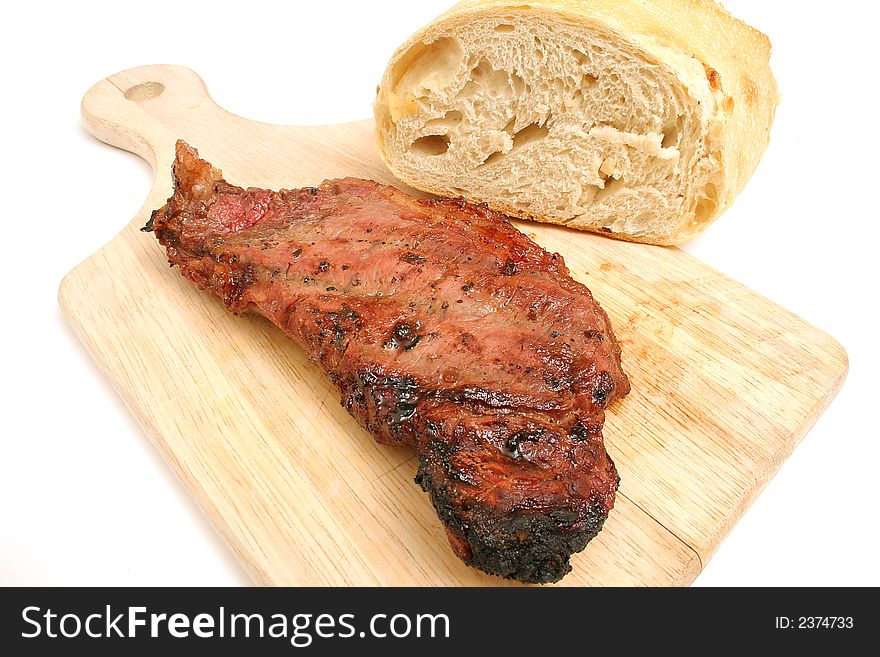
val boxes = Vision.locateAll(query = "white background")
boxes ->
[2,0,877,586]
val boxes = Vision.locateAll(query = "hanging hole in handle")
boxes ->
[124,81,165,102]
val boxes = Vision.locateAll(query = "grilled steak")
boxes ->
[147,141,630,583]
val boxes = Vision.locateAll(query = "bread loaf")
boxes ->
[374,0,777,245]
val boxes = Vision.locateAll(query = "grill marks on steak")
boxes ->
[148,141,630,583]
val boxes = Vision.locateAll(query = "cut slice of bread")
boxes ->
[374,0,777,245]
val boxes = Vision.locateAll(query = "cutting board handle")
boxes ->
[81,65,214,174]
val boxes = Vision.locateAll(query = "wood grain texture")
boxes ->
[59,65,847,586]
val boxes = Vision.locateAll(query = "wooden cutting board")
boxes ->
[60,65,847,586]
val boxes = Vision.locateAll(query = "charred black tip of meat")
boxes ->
[466,508,605,584]
[142,210,157,233]
[418,460,606,584]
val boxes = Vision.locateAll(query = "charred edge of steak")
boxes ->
[415,458,607,584]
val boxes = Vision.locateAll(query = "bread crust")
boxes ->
[374,0,777,246]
